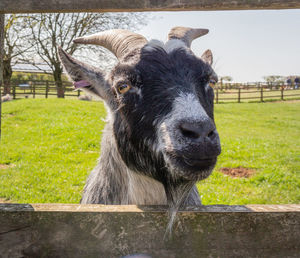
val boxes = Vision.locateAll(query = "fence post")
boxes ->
[216,87,218,104]
[33,81,36,98]
[281,86,284,100]
[12,83,16,99]
[0,14,4,141]
[260,86,263,102]
[45,81,49,98]
[238,88,241,103]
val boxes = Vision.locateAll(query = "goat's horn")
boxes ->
[167,27,209,48]
[73,29,147,60]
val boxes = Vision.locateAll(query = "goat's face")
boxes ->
[59,27,221,204]
[110,45,221,182]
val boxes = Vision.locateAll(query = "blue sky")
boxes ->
[138,10,300,82]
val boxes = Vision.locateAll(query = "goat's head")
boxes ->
[59,27,221,207]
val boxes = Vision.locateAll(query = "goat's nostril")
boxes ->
[179,123,201,139]
[207,130,215,138]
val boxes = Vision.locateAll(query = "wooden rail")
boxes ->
[1,0,300,13]
[1,204,300,257]
[5,80,80,99]
[215,85,300,103]
[3,80,300,103]
[1,1,297,98]
[0,2,300,256]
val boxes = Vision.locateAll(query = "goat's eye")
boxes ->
[209,79,217,88]
[117,84,131,94]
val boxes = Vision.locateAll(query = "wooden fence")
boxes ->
[1,204,300,257]
[1,0,300,13]
[1,1,300,257]
[215,83,300,103]
[2,80,300,103]
[2,80,81,99]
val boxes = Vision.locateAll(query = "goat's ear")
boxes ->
[201,49,213,66]
[58,47,114,104]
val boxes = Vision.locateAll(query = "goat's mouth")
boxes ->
[165,151,218,180]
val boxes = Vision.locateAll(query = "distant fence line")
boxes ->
[1,80,80,99]
[215,82,300,103]
[1,80,300,103]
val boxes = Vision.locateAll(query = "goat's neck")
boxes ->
[81,122,167,205]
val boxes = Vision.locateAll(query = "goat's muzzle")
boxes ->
[163,119,221,181]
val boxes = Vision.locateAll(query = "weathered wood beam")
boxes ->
[0,14,4,141]
[1,0,300,14]
[1,203,300,212]
[1,204,300,257]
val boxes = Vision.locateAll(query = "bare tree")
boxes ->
[3,14,32,95]
[26,12,147,98]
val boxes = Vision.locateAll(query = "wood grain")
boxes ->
[1,0,300,14]
[1,204,300,257]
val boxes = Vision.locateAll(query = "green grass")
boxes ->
[0,99,105,203]
[198,100,300,204]
[0,99,299,204]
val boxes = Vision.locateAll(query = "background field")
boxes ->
[0,99,299,204]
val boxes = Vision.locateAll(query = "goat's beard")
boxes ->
[163,151,216,181]
[163,177,197,239]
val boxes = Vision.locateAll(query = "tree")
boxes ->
[3,14,32,95]
[219,76,233,89]
[220,76,233,83]
[263,75,285,84]
[26,13,147,98]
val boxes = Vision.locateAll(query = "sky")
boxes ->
[137,10,300,82]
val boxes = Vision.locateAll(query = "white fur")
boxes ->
[157,92,209,153]
[144,39,165,50]
[1,94,13,102]
[136,88,142,98]
[170,92,208,121]
[164,39,186,53]
[81,120,167,205]
[78,95,92,101]
[144,39,187,54]
[127,171,167,205]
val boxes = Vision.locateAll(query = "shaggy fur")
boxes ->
[59,27,221,234]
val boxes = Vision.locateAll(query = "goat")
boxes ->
[1,94,13,102]
[59,27,221,226]
[78,94,92,101]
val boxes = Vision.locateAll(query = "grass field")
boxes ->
[0,99,299,204]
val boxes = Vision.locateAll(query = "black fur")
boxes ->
[59,38,221,210]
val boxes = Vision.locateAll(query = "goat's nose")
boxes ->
[179,121,216,140]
